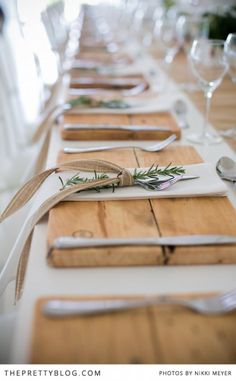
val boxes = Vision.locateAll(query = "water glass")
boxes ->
[154,16,180,67]
[176,14,209,91]
[187,39,228,145]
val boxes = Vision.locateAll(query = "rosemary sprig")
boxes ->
[133,163,185,180]
[59,172,116,193]
[99,99,130,109]
[68,95,130,109]
[59,164,186,193]
[68,96,93,108]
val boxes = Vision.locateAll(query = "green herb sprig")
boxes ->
[68,95,130,109]
[133,163,185,180]
[59,171,115,193]
[59,163,185,193]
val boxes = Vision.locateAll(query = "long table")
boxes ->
[10,45,236,363]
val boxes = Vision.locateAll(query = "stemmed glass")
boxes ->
[187,39,228,145]
[218,34,236,139]
[224,33,236,84]
[176,14,209,91]
[154,16,180,69]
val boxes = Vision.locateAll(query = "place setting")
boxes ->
[58,78,186,141]
[30,291,236,364]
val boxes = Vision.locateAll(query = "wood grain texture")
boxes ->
[61,112,181,141]
[58,147,138,167]
[47,145,236,267]
[47,199,163,267]
[30,296,236,364]
[151,197,236,265]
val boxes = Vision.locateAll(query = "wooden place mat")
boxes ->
[69,75,149,91]
[47,145,236,267]
[30,295,236,364]
[60,112,181,141]
[74,51,133,65]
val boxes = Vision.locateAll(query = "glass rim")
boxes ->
[193,39,225,45]
[226,33,236,40]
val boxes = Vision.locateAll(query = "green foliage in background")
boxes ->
[163,0,176,9]
[205,7,236,40]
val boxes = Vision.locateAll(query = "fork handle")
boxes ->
[63,146,137,153]
[42,298,181,317]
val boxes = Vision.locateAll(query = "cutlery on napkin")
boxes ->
[64,163,227,201]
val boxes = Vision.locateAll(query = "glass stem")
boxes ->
[187,54,192,84]
[203,90,213,138]
[186,54,197,88]
[164,51,174,72]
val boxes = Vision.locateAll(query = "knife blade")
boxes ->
[63,123,172,132]
[51,235,236,250]
[70,78,142,87]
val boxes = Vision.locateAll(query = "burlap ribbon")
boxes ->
[0,159,134,300]
[0,159,134,222]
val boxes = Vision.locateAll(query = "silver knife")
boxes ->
[51,235,236,250]
[70,78,142,86]
[63,123,172,132]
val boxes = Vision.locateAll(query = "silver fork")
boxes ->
[42,289,236,317]
[135,174,184,191]
[63,134,176,154]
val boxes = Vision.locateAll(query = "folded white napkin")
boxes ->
[67,75,178,115]
[64,163,227,202]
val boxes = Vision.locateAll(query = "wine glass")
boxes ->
[187,39,228,145]
[224,33,236,84]
[176,14,209,91]
[154,16,180,68]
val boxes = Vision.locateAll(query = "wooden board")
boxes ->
[69,75,148,90]
[70,53,133,78]
[73,51,133,65]
[47,145,236,267]
[68,75,150,99]
[30,295,236,364]
[60,112,181,140]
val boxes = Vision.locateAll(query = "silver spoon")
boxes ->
[216,156,236,182]
[173,99,189,129]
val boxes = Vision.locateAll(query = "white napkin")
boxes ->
[66,90,180,114]
[64,163,227,202]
